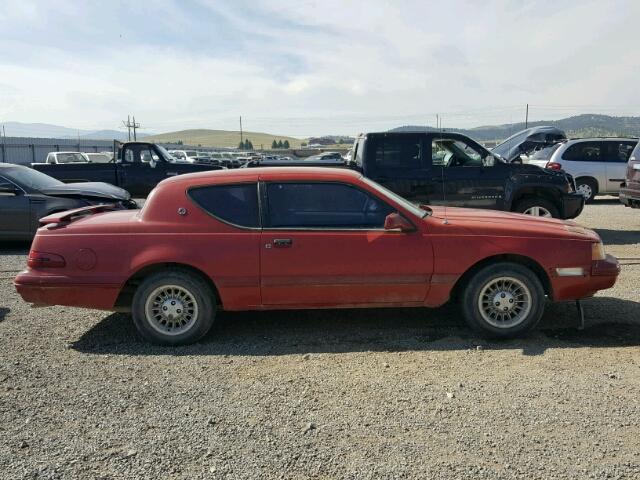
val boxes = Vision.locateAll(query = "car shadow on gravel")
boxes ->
[71,296,640,357]
[594,229,640,247]
[0,241,31,256]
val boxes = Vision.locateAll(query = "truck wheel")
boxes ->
[514,198,559,218]
[132,270,216,345]
[461,262,545,338]
[575,177,597,203]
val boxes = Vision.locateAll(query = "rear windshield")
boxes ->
[57,152,87,163]
[530,143,562,160]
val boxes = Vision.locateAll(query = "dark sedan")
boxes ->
[0,163,135,241]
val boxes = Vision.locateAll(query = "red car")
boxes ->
[15,167,619,345]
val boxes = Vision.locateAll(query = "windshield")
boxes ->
[361,176,429,219]
[57,152,88,163]
[156,145,178,162]
[4,165,63,190]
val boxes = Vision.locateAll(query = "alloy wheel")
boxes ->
[522,206,552,217]
[477,276,532,328]
[144,284,199,336]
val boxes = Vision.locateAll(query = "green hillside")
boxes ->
[144,129,303,149]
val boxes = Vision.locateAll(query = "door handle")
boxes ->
[273,238,293,248]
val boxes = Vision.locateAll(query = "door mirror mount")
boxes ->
[483,155,496,167]
[384,212,415,232]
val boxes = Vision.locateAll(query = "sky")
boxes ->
[1,0,640,137]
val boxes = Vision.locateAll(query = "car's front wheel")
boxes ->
[132,270,216,345]
[514,197,560,218]
[461,262,545,338]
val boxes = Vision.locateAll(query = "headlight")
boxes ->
[592,242,606,261]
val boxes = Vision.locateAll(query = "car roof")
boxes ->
[565,137,639,142]
[161,166,361,187]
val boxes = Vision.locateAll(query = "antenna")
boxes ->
[439,115,449,225]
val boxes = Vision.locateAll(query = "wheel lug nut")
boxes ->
[509,299,513,303]
[495,302,500,307]
[176,309,181,314]
[501,293,506,298]
[503,307,508,311]
[163,306,167,311]
[171,301,176,305]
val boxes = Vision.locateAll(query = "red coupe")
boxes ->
[15,167,619,345]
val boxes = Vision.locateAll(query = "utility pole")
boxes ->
[1,125,6,163]
[239,116,243,147]
[122,115,141,141]
[525,103,529,129]
[132,116,140,141]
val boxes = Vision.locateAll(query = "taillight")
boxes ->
[546,161,562,171]
[28,251,66,268]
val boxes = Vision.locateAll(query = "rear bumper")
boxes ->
[14,271,120,311]
[560,192,585,219]
[552,255,620,301]
[619,187,640,208]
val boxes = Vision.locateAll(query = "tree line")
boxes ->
[271,139,290,149]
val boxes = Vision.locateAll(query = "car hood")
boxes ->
[426,206,599,241]
[40,182,131,201]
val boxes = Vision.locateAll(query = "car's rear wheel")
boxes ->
[514,198,559,218]
[132,270,215,345]
[575,177,597,203]
[461,262,545,338]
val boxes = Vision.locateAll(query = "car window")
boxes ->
[188,183,260,228]
[0,176,17,193]
[433,138,484,167]
[530,143,562,160]
[605,141,637,163]
[373,135,422,171]
[266,182,394,229]
[140,149,160,163]
[562,142,603,162]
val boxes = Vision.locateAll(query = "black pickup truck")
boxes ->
[247,131,583,218]
[32,141,224,197]
[350,131,584,218]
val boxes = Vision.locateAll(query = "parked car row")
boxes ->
[5,127,631,346]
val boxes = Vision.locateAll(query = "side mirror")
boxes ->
[483,155,496,167]
[384,212,415,232]
[0,185,19,195]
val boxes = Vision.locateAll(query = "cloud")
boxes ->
[1,0,639,135]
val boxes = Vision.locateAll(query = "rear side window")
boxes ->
[372,135,422,171]
[562,142,603,162]
[265,182,394,229]
[605,141,636,163]
[188,183,260,228]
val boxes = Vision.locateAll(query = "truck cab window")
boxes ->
[373,136,422,171]
[433,139,484,168]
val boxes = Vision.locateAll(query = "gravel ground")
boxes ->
[1,198,639,479]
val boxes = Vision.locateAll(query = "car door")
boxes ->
[120,145,168,196]
[259,181,432,306]
[0,176,31,239]
[432,136,506,209]
[363,133,437,204]
[604,141,636,193]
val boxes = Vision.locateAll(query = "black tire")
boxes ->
[132,270,216,345]
[574,177,597,203]
[514,197,560,218]
[461,262,545,338]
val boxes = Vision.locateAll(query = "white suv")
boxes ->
[544,138,638,202]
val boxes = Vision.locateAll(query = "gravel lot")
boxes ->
[1,198,639,479]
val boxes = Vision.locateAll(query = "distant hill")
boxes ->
[143,129,303,149]
[391,114,640,143]
[0,122,147,141]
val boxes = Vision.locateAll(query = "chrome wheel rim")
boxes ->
[523,205,552,217]
[576,184,592,199]
[144,285,199,336]
[478,276,532,328]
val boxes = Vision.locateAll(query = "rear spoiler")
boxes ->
[39,204,121,228]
